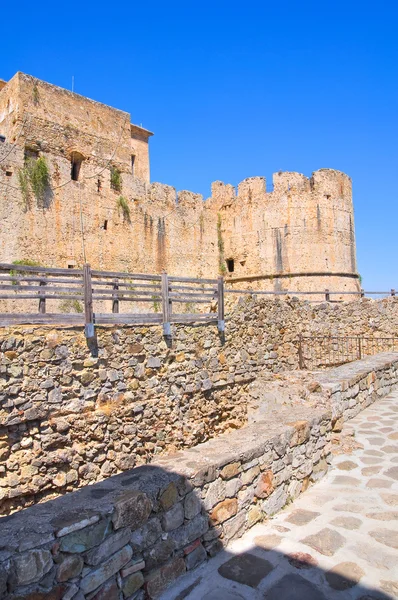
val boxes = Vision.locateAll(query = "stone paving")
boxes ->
[161,391,398,600]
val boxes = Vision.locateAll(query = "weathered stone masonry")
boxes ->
[1,297,398,516]
[0,405,333,600]
[1,353,398,599]
[0,72,359,296]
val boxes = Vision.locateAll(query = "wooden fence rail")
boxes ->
[0,262,396,335]
[0,263,221,336]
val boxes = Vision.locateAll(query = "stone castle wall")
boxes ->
[0,73,359,297]
[1,297,397,515]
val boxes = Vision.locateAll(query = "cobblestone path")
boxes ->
[162,391,398,600]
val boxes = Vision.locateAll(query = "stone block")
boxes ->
[59,520,111,553]
[169,514,209,549]
[85,528,131,566]
[225,477,242,498]
[184,543,207,570]
[247,505,263,526]
[159,482,178,511]
[261,486,288,517]
[161,502,184,532]
[203,478,225,510]
[237,485,255,508]
[223,510,247,541]
[220,462,241,480]
[145,538,176,569]
[289,420,310,446]
[56,554,83,582]
[121,559,146,578]
[10,549,53,587]
[80,545,133,594]
[210,498,238,525]
[145,557,186,599]
[255,470,274,498]
[122,571,144,597]
[241,465,260,485]
[184,491,201,520]
[87,577,119,600]
[112,490,152,530]
[130,518,162,552]
[204,538,224,557]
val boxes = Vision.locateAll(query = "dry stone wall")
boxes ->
[0,404,332,600]
[1,297,398,515]
[1,352,398,600]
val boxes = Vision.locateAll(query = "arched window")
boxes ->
[70,151,84,181]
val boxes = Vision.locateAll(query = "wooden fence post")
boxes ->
[38,280,46,314]
[298,333,305,369]
[325,288,330,302]
[161,272,171,336]
[357,337,362,360]
[83,264,95,338]
[391,289,396,297]
[112,279,119,313]
[217,276,225,333]
[360,288,365,298]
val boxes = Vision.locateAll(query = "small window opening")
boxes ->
[97,178,102,193]
[325,194,331,200]
[0,135,6,143]
[131,155,135,176]
[103,220,108,231]
[71,152,83,181]
[67,264,75,269]
[226,259,235,273]
[5,171,12,177]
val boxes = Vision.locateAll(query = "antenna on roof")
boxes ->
[72,76,74,93]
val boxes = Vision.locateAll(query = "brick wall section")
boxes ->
[1,297,398,514]
[0,404,331,600]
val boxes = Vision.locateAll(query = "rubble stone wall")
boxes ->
[1,351,398,599]
[0,404,332,600]
[1,297,398,515]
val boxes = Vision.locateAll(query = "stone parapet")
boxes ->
[314,352,398,426]
[0,404,331,600]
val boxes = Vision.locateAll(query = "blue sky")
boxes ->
[2,1,397,290]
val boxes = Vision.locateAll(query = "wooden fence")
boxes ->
[0,263,224,337]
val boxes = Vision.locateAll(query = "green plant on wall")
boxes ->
[18,156,50,205]
[358,274,363,285]
[217,213,227,275]
[110,166,122,192]
[59,298,83,313]
[10,259,43,285]
[18,168,31,210]
[152,296,160,313]
[117,196,131,223]
[29,156,49,201]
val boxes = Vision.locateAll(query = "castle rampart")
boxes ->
[0,72,359,297]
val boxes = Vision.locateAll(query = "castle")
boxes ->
[0,72,359,296]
